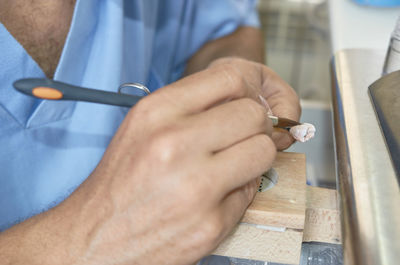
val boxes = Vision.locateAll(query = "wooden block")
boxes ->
[242,152,307,230]
[213,152,307,265]
[303,186,341,244]
[214,224,303,265]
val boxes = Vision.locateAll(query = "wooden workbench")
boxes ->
[213,152,340,264]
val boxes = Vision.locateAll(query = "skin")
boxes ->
[0,0,76,78]
[0,1,300,264]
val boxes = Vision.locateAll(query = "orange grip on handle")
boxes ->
[32,87,63,100]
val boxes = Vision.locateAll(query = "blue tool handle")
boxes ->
[13,78,143,108]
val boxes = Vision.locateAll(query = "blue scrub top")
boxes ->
[0,0,259,231]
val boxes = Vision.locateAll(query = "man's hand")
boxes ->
[208,58,301,150]
[184,26,301,150]
[0,59,300,265]
[77,58,284,265]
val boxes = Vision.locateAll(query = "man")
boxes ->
[0,0,300,264]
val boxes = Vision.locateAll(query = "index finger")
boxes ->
[151,60,264,116]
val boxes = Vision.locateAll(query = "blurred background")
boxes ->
[258,0,336,188]
[259,0,331,102]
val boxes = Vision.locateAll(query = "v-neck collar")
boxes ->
[26,0,97,128]
[0,0,101,128]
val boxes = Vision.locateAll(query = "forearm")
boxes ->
[183,26,265,76]
[0,206,75,264]
[0,177,108,265]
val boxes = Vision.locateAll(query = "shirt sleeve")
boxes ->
[151,0,260,86]
[172,0,260,82]
[190,0,260,42]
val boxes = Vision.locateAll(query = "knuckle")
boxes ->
[129,95,169,124]
[146,127,183,163]
[219,64,247,96]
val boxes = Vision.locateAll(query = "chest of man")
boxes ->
[0,0,76,78]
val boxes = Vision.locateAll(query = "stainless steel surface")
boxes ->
[383,16,400,76]
[369,71,400,176]
[300,242,342,265]
[198,256,265,265]
[331,49,400,265]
